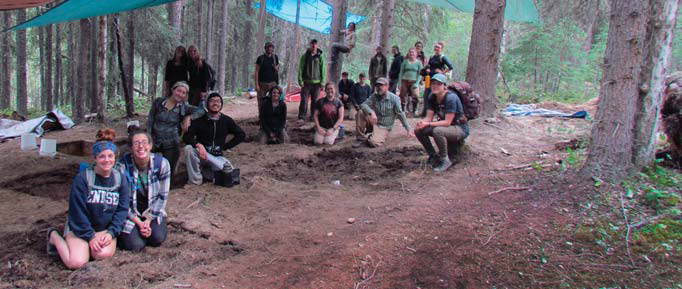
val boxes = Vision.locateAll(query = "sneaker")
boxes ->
[46,228,58,256]
[352,140,366,148]
[433,158,452,172]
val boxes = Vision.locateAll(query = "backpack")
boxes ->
[85,167,122,193]
[447,81,481,121]
[206,62,217,91]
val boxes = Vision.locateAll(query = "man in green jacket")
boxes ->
[298,39,326,122]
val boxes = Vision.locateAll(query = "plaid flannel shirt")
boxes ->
[118,153,171,234]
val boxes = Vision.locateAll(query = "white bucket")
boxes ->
[20,133,38,150]
[39,139,57,157]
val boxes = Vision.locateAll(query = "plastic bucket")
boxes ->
[20,133,38,150]
[39,139,57,157]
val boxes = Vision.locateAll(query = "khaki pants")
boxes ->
[415,126,467,159]
[314,127,339,145]
[355,110,390,147]
[400,80,418,108]
[184,145,234,185]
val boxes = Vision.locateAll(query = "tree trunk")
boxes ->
[582,0,601,52]
[197,0,204,55]
[126,12,135,101]
[96,16,107,122]
[46,23,54,111]
[465,0,506,118]
[114,14,134,118]
[379,0,395,54]
[206,0,215,63]
[107,21,119,109]
[1,12,12,109]
[55,22,62,107]
[218,0,230,95]
[148,63,159,100]
[74,18,89,122]
[39,25,46,110]
[633,0,679,168]
[89,19,97,112]
[68,22,76,107]
[370,0,381,49]
[168,1,183,38]
[16,9,28,115]
[256,0,267,52]
[328,0,348,84]
[242,0,255,89]
[583,0,678,180]
[286,1,302,91]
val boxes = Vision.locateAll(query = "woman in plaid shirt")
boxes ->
[117,129,171,251]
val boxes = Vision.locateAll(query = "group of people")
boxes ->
[47,63,246,269]
[44,34,470,269]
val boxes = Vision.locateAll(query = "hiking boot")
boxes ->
[433,157,452,172]
[46,228,58,256]
[352,140,366,148]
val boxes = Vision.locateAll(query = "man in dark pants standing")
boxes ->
[388,45,404,94]
[368,46,387,87]
[254,42,280,117]
[298,39,325,122]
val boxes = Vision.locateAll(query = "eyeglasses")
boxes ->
[132,140,150,147]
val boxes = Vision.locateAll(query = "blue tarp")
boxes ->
[9,0,177,31]
[254,0,365,34]
[503,104,589,118]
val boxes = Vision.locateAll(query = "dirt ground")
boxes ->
[0,96,679,288]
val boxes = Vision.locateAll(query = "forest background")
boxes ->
[0,0,679,120]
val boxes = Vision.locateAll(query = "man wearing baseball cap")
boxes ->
[414,74,469,172]
[353,77,413,148]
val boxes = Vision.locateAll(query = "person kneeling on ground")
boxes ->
[259,86,290,144]
[46,129,130,269]
[313,82,345,145]
[414,74,469,172]
[118,129,170,251]
[353,77,413,148]
[183,92,246,185]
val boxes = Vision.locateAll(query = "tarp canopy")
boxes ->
[0,0,54,11]
[409,0,540,24]
[9,0,177,31]
[254,0,365,34]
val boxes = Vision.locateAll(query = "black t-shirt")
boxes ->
[256,54,279,83]
[136,168,149,214]
[338,79,354,96]
[164,60,189,87]
[315,97,343,129]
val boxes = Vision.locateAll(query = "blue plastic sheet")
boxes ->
[254,0,365,34]
[502,104,588,119]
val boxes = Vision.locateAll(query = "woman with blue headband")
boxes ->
[46,128,130,269]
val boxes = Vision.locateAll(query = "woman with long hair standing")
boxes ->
[163,46,189,97]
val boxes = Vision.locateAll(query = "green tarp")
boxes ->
[409,0,540,24]
[9,0,178,31]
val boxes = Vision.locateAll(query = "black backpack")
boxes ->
[206,62,217,91]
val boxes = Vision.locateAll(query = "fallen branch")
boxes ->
[494,163,551,171]
[487,187,529,196]
[619,191,635,266]
[186,194,206,209]
[482,228,503,247]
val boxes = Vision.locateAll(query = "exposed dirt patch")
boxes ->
[268,146,424,186]
[0,164,78,200]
